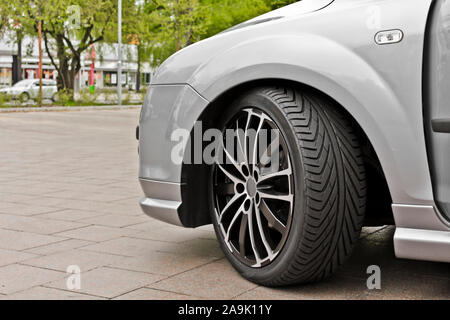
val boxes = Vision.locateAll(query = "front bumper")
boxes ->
[138,84,209,183]
[138,84,210,227]
[139,178,183,226]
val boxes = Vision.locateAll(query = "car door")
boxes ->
[42,81,53,99]
[29,81,40,99]
[424,0,450,221]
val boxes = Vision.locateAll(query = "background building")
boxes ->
[0,35,154,90]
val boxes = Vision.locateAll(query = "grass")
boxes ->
[0,88,146,109]
[0,102,142,109]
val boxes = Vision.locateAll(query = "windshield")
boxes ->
[13,80,34,88]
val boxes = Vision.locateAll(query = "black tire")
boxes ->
[19,92,29,103]
[210,86,367,286]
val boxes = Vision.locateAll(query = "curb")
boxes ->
[0,105,141,113]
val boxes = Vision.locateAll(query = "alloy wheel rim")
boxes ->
[213,108,294,268]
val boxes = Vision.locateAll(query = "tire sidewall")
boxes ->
[20,92,29,103]
[209,88,308,285]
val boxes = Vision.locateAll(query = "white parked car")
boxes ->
[138,0,450,286]
[0,79,58,102]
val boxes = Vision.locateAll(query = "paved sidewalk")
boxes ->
[0,105,140,113]
[0,109,448,300]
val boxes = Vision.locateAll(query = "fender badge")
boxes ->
[375,29,404,45]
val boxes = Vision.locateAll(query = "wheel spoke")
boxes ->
[235,120,247,166]
[259,199,287,234]
[247,202,262,265]
[259,190,293,204]
[217,162,242,184]
[250,116,264,168]
[238,214,248,258]
[258,167,292,185]
[254,202,274,259]
[259,130,280,166]
[216,183,235,196]
[214,108,294,269]
[220,142,245,180]
[225,204,246,242]
[219,193,243,222]
[243,110,252,164]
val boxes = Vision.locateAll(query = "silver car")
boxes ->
[0,79,58,102]
[138,0,450,286]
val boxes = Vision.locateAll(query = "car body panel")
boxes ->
[150,0,434,206]
[424,0,450,221]
[139,0,450,263]
[0,79,57,100]
[139,84,209,182]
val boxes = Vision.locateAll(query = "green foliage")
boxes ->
[0,93,14,107]
[54,89,74,106]
[266,0,298,10]
[0,4,10,35]
[144,0,207,66]
[144,0,300,65]
[3,0,120,92]
[0,0,300,93]
[200,0,270,38]
[79,88,100,105]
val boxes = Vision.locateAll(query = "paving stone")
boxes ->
[148,259,258,300]
[108,251,219,276]
[0,264,65,295]
[54,225,139,242]
[130,225,217,243]
[24,239,94,256]
[0,249,38,267]
[21,249,124,272]
[80,214,148,228]
[1,286,103,300]
[81,237,171,257]
[36,209,107,222]
[0,202,61,216]
[46,267,164,299]
[0,214,88,235]
[114,288,199,300]
[0,228,66,251]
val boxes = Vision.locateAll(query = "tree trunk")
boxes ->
[12,31,23,84]
[54,36,81,100]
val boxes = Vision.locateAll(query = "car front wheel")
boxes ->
[210,86,367,286]
[19,92,30,103]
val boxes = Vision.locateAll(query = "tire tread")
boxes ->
[259,87,367,286]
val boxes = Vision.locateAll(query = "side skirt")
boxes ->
[393,204,450,263]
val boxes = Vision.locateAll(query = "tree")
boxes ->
[121,0,154,91]
[266,0,299,10]
[1,0,300,94]
[144,0,300,66]
[145,0,207,66]
[10,0,119,94]
[0,3,10,35]
[201,0,271,38]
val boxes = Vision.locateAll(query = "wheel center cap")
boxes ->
[246,178,257,198]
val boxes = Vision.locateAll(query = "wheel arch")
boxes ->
[180,79,393,228]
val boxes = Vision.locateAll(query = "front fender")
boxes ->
[188,30,433,206]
